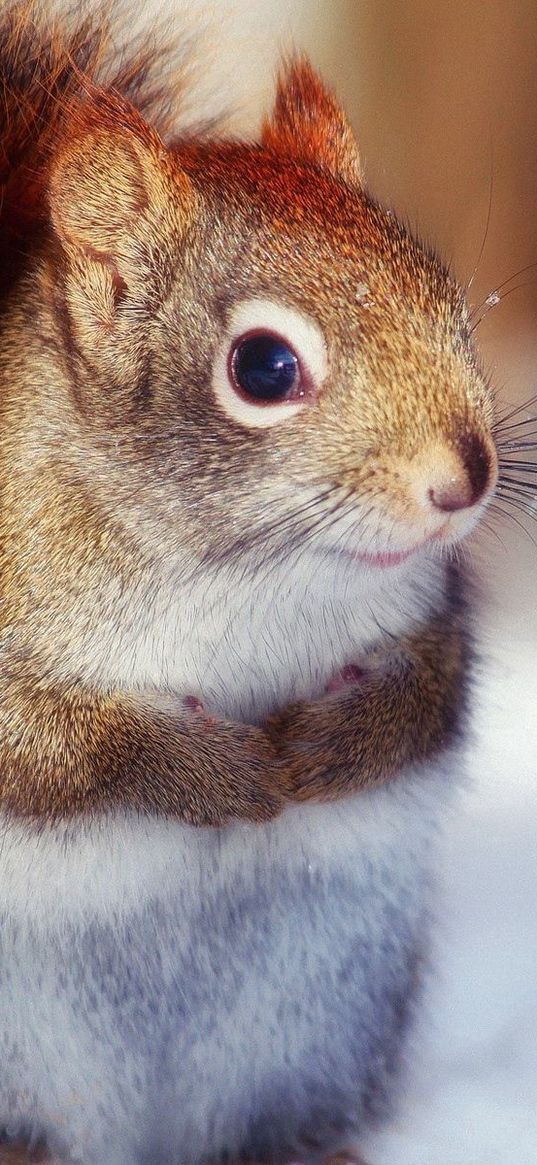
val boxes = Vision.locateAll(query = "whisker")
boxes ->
[488,500,537,547]
[497,446,537,465]
[497,487,537,509]
[495,489,537,518]
[177,487,342,589]
[494,417,537,439]
[466,156,494,294]
[497,445,537,460]
[470,282,536,334]
[493,390,537,429]
[499,472,537,487]
[469,260,537,320]
[246,488,364,606]
[210,485,353,574]
[477,517,508,552]
[496,466,535,479]
[498,471,537,486]
[498,472,537,488]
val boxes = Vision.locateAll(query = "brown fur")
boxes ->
[262,56,363,185]
[270,600,469,802]
[0,1,495,828]
[0,0,194,298]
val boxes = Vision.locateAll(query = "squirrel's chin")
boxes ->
[330,508,491,569]
[328,526,448,570]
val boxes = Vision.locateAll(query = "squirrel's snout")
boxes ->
[409,434,497,518]
[428,433,493,512]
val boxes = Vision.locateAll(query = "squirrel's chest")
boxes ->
[118,559,432,722]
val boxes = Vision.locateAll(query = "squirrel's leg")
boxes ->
[269,606,468,801]
[0,661,287,824]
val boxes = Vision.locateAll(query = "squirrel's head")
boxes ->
[43,61,497,583]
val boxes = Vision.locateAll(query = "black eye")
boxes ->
[231,333,300,402]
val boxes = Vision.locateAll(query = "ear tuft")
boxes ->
[261,57,363,187]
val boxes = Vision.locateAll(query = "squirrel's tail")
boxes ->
[0,1,190,287]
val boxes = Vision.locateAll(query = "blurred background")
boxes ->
[172,4,537,1161]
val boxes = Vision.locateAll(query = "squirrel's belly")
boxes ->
[0,761,456,1162]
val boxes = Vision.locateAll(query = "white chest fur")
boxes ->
[0,549,446,925]
[71,549,446,722]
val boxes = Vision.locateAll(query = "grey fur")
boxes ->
[0,760,457,1164]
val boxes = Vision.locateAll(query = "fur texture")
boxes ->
[0,3,499,1161]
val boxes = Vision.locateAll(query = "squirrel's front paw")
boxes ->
[324,664,366,693]
[183,694,218,728]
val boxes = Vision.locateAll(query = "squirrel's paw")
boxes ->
[324,664,366,693]
[324,643,396,696]
[183,694,218,728]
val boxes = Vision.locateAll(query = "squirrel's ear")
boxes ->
[261,58,363,187]
[49,96,195,279]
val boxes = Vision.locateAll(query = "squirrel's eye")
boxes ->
[231,333,301,403]
[212,298,326,429]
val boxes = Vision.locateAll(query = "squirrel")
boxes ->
[0,3,499,1164]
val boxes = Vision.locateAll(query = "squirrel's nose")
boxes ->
[410,433,495,516]
[428,432,493,513]
[428,478,474,513]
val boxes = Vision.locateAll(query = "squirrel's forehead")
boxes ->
[180,144,364,232]
[207,164,438,275]
[176,145,459,319]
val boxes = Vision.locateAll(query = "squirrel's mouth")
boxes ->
[349,544,429,569]
[339,525,450,569]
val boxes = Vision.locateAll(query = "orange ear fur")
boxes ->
[261,57,363,186]
[49,93,195,269]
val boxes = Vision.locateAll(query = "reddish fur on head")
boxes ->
[262,56,363,185]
